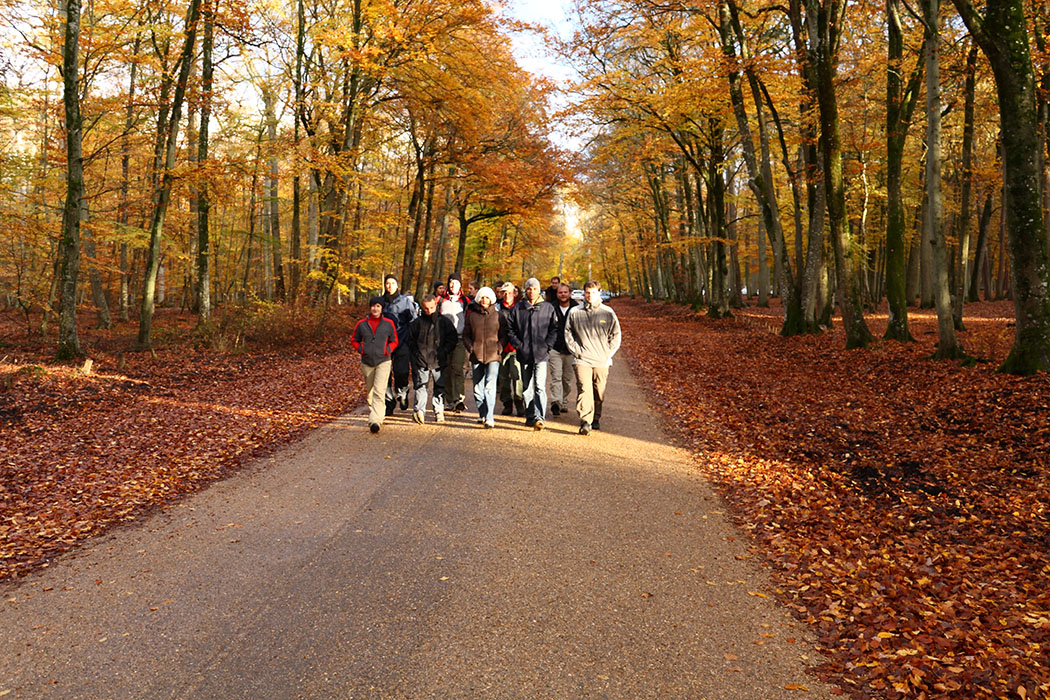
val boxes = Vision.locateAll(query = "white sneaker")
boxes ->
[435,412,445,423]
[413,411,424,424]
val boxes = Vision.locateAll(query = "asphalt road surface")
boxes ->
[0,360,835,699]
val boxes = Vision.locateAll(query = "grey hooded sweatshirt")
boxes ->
[564,301,621,367]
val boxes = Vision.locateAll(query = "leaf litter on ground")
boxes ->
[616,298,1049,700]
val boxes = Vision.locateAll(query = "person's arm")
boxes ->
[438,317,457,364]
[564,311,583,358]
[350,321,362,354]
[462,312,475,354]
[498,313,510,350]
[385,320,399,355]
[543,306,558,349]
[407,319,425,366]
[506,307,523,351]
[607,310,622,363]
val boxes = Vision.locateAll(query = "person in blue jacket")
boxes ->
[380,275,418,416]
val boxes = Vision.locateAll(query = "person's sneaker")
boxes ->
[501,402,514,416]
[385,404,395,417]
[484,420,495,429]
[551,404,560,416]
[592,419,600,431]
[534,420,544,431]
[399,397,410,411]
[514,399,526,417]
[435,412,445,423]
[454,401,466,413]
[413,411,425,425]
[369,423,381,434]
[524,419,536,428]
[578,423,591,435]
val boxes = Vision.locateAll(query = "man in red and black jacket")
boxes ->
[352,296,399,434]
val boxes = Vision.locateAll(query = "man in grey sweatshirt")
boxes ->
[564,280,622,435]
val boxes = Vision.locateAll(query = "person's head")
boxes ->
[421,294,437,316]
[475,286,496,308]
[499,281,515,304]
[525,277,542,304]
[557,283,571,304]
[433,281,446,297]
[584,280,602,306]
[369,296,384,318]
[513,286,522,301]
[468,280,479,296]
[550,275,560,286]
[384,275,398,295]
[447,274,461,296]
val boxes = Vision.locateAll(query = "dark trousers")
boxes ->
[385,343,411,411]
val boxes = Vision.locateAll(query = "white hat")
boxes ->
[475,286,496,303]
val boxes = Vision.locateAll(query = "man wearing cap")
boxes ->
[565,280,621,435]
[381,275,418,416]
[508,277,558,430]
[351,297,399,433]
[496,281,525,416]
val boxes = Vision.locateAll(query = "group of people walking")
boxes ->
[350,274,622,436]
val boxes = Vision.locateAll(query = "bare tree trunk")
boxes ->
[56,0,84,360]
[196,0,213,325]
[954,42,978,329]
[925,0,964,358]
[137,0,201,349]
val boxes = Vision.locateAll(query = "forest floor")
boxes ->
[1,298,1047,699]
[617,298,1049,700]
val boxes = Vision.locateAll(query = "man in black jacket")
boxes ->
[508,278,558,430]
[407,294,457,424]
[548,283,579,416]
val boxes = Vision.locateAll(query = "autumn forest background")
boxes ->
[2,0,1050,697]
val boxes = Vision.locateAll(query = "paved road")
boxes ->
[0,361,834,699]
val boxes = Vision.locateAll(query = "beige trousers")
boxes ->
[362,360,393,426]
[574,364,609,426]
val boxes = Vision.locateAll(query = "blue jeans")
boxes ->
[472,361,500,424]
[521,360,548,423]
[412,365,445,414]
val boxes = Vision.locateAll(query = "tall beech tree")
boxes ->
[56,0,84,360]
[951,0,1050,373]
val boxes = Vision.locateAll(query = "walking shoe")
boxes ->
[369,423,381,434]
[534,420,544,431]
[514,399,526,417]
[454,401,466,413]
[525,419,536,428]
[578,423,591,435]
[413,411,425,425]
[551,404,561,416]
[592,419,600,431]
[435,412,446,423]
[501,402,514,416]
[399,396,410,411]
[484,420,495,429]
[385,402,395,417]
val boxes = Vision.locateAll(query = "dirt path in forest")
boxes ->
[0,359,836,699]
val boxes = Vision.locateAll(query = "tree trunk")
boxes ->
[954,42,978,329]
[262,87,285,300]
[809,0,873,348]
[196,0,213,326]
[970,192,993,301]
[925,0,964,358]
[952,0,1050,372]
[138,0,201,349]
[56,0,84,360]
[884,0,924,340]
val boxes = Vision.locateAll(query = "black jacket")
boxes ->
[507,299,557,364]
[408,312,457,370]
[551,299,580,354]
